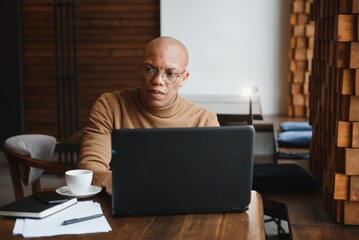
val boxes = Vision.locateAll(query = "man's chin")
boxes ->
[140,91,168,108]
[147,100,166,108]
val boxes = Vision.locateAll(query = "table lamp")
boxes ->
[242,86,258,125]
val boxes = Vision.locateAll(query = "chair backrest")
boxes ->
[4,134,74,200]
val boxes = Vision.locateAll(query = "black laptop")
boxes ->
[111,125,255,216]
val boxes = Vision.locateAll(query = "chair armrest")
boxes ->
[14,153,74,173]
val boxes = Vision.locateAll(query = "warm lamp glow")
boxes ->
[241,86,258,97]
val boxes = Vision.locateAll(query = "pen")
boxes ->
[61,213,104,225]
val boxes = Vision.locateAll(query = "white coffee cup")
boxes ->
[65,169,93,195]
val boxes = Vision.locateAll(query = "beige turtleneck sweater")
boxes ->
[78,88,219,186]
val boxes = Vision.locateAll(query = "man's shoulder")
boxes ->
[178,96,219,126]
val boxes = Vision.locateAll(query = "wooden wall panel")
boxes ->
[21,0,160,138]
[310,0,359,225]
[288,0,314,117]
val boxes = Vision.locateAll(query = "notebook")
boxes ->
[111,125,255,216]
[0,192,77,218]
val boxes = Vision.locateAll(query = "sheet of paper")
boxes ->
[13,219,24,235]
[13,201,112,238]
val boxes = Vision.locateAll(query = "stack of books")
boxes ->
[0,191,77,218]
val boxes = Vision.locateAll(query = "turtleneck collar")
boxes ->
[137,88,182,118]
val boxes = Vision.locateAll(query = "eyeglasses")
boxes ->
[141,65,186,84]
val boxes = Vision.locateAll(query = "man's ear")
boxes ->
[179,71,190,87]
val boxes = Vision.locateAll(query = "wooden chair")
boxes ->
[4,134,75,200]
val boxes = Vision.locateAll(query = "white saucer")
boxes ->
[56,185,102,199]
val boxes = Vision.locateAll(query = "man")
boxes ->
[78,36,219,195]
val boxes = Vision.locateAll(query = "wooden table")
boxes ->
[0,191,265,240]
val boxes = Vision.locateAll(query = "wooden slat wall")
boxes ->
[21,0,160,138]
[288,0,314,117]
[310,0,359,225]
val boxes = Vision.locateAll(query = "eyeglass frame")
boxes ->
[140,64,187,84]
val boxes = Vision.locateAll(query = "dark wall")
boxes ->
[21,0,160,138]
[0,0,24,149]
[0,0,160,145]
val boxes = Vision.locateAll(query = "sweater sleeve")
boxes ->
[78,93,116,187]
[206,112,220,127]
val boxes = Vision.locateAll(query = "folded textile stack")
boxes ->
[276,121,312,160]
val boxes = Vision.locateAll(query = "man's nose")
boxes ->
[151,72,166,85]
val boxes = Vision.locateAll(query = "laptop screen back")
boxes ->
[111,125,255,216]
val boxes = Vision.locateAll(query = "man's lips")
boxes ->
[149,89,165,95]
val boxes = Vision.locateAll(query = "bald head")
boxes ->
[139,36,190,109]
[142,36,189,69]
